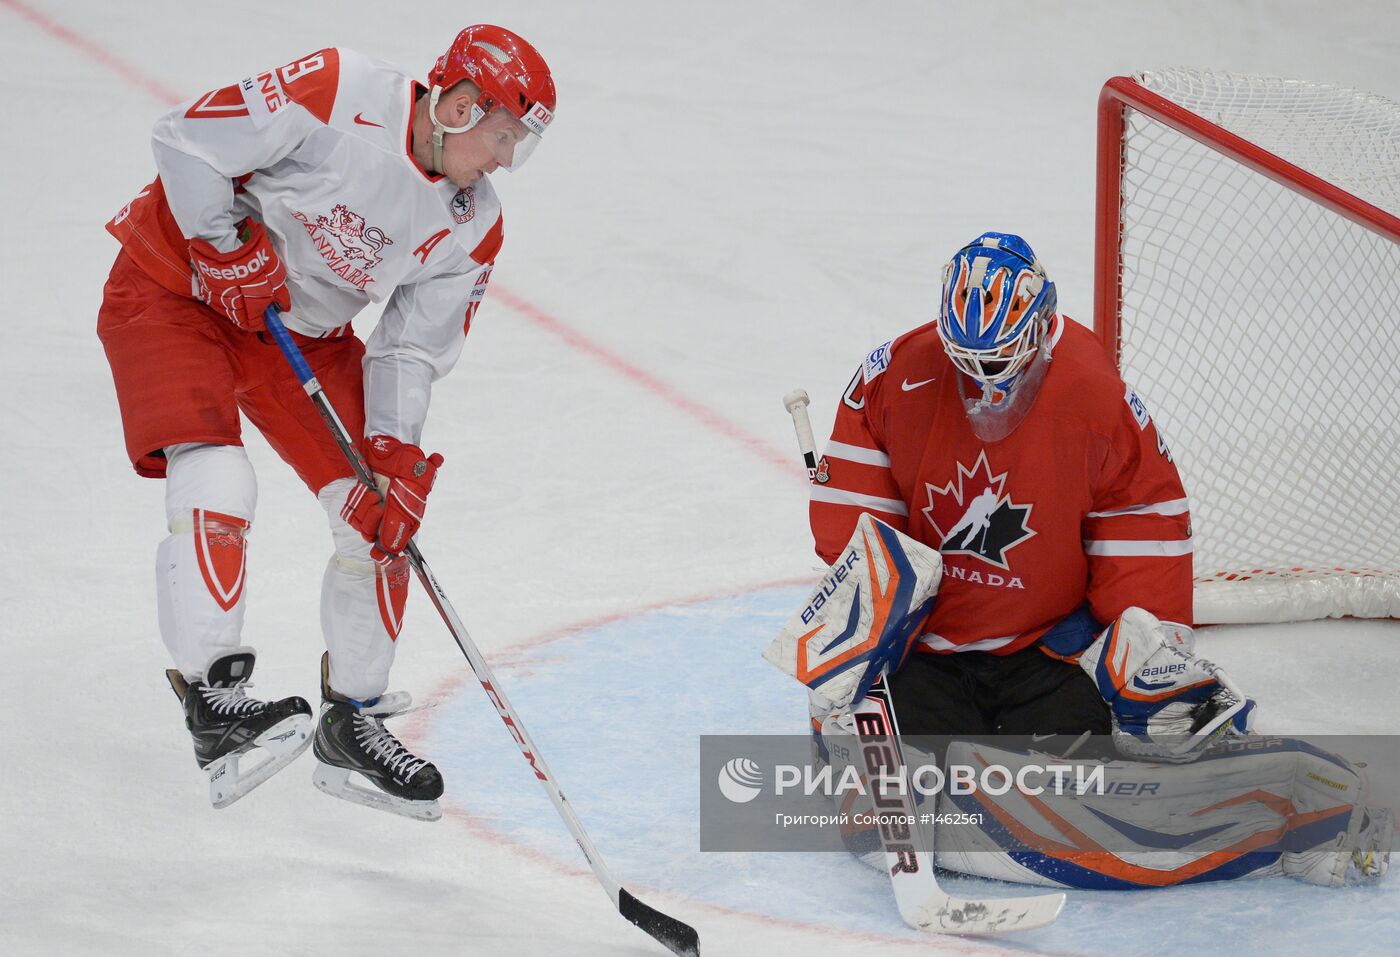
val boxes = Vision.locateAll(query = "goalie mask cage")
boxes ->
[1094,69,1400,624]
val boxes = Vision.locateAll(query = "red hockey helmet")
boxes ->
[427,25,555,173]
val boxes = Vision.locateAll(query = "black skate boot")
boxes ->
[166,647,313,808]
[311,654,443,821]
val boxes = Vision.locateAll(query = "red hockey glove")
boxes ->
[189,218,291,332]
[340,436,445,565]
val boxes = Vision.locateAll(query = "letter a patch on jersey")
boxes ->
[193,510,250,612]
[376,561,411,640]
[413,228,451,264]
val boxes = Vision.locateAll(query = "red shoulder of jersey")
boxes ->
[854,320,946,412]
[1036,318,1138,421]
[277,48,341,125]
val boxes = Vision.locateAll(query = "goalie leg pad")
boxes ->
[1283,762,1392,886]
[934,738,1384,889]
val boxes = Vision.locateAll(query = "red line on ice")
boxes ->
[0,0,185,105]
[489,286,800,476]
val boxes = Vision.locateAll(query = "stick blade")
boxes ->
[618,888,700,956]
[909,890,1064,935]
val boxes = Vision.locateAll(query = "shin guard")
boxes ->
[158,444,257,680]
[318,478,403,701]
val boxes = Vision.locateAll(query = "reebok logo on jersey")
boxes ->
[353,112,384,128]
[901,376,936,391]
[921,450,1036,571]
[196,249,271,282]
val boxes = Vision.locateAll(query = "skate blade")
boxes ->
[312,762,442,822]
[207,714,313,809]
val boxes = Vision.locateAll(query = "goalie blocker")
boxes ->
[763,513,941,717]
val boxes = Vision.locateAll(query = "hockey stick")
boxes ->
[266,307,699,957]
[783,388,1064,935]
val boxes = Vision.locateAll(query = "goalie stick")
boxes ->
[266,307,699,957]
[784,387,1064,935]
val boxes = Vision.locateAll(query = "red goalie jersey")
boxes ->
[810,316,1193,656]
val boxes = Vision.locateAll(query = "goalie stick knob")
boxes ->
[782,388,810,413]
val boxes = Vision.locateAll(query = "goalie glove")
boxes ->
[1075,607,1255,763]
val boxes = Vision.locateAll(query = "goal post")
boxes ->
[1094,69,1400,625]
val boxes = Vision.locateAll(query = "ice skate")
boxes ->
[167,648,313,808]
[312,659,443,821]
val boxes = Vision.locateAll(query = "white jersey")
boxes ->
[107,47,502,443]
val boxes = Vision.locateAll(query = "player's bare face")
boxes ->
[440,111,530,188]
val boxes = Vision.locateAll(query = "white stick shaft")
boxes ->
[782,388,819,481]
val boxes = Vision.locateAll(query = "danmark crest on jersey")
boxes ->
[317,204,393,267]
[290,203,394,290]
[921,450,1036,570]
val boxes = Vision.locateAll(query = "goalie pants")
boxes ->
[889,618,1112,757]
[97,249,405,700]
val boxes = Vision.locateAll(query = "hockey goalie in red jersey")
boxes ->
[97,26,555,819]
[809,230,1224,750]
[769,232,1390,893]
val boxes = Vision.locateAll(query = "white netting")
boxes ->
[1114,69,1400,623]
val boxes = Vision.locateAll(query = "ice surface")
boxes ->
[2,1,1396,954]
[422,587,1400,957]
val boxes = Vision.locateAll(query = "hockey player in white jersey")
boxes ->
[98,26,556,819]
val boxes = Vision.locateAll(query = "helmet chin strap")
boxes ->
[427,85,483,175]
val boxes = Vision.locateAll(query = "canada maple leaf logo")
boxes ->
[921,450,1035,570]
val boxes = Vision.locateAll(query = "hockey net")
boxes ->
[1095,69,1400,624]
